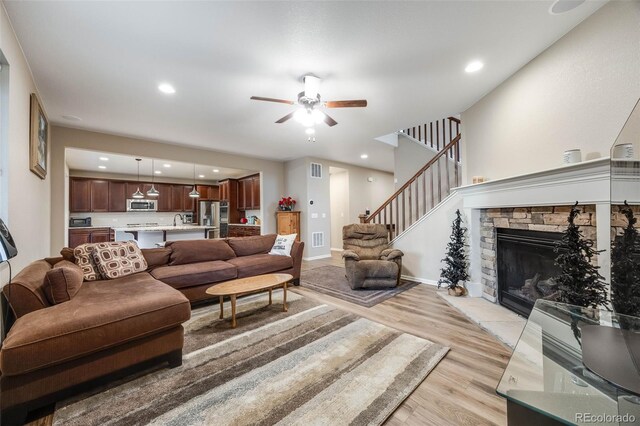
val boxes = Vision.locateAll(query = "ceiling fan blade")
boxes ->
[325,100,368,108]
[275,112,295,124]
[323,113,338,127]
[251,96,295,105]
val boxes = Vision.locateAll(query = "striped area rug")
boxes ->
[53,291,448,426]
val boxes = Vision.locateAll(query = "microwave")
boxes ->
[126,199,158,212]
[69,217,92,227]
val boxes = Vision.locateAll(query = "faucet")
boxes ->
[173,214,184,227]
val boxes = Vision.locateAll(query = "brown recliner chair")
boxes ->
[342,223,404,289]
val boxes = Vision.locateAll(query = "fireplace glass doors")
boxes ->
[496,228,563,317]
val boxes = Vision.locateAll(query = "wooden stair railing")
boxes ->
[400,116,461,161]
[365,131,462,240]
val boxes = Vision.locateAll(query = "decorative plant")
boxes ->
[553,202,608,310]
[611,201,640,317]
[278,197,296,211]
[438,209,469,295]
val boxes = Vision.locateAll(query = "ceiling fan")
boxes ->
[250,75,367,127]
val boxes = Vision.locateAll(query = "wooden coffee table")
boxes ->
[205,273,293,328]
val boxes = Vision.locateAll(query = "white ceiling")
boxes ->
[66,148,253,181]
[5,1,606,172]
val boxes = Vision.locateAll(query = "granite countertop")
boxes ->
[228,223,261,227]
[112,225,216,232]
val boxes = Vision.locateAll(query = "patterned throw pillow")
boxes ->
[269,234,297,257]
[91,241,148,279]
[74,243,103,281]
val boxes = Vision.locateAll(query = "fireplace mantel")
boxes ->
[458,157,612,304]
[457,157,610,209]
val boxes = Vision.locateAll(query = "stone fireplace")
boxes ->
[479,206,597,315]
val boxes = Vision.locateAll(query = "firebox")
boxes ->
[496,228,564,317]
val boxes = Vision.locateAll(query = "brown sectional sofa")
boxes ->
[0,234,304,424]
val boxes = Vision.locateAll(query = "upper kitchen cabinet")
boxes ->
[108,181,127,212]
[170,184,184,212]
[250,175,260,209]
[196,185,219,200]
[70,178,91,212]
[90,180,109,212]
[238,175,260,210]
[183,185,196,212]
[156,183,173,212]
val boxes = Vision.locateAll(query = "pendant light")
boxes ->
[146,159,160,197]
[131,158,145,199]
[189,164,200,198]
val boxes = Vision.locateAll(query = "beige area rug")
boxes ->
[301,265,421,307]
[53,291,449,426]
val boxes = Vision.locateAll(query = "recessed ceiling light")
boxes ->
[198,174,205,178]
[360,154,368,159]
[305,128,315,135]
[158,83,176,94]
[98,165,107,169]
[62,115,82,121]
[465,61,484,73]
[155,170,162,174]
[213,169,220,173]
[99,157,109,161]
[163,163,171,168]
[549,0,585,15]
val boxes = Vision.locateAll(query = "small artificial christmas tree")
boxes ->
[438,209,469,294]
[610,202,640,317]
[554,202,608,309]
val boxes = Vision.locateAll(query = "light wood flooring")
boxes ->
[26,253,511,426]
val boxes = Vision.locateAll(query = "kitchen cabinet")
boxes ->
[209,185,220,200]
[228,225,260,238]
[68,227,113,248]
[196,185,218,200]
[70,178,91,213]
[170,185,184,212]
[183,185,196,212]
[251,176,260,209]
[156,183,173,212]
[238,175,260,210]
[238,179,247,210]
[108,181,127,212]
[219,180,229,202]
[276,211,301,241]
[90,180,109,212]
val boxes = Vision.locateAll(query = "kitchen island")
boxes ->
[113,225,216,248]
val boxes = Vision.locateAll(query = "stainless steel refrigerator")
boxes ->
[199,201,221,238]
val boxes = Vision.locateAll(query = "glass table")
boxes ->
[496,300,640,426]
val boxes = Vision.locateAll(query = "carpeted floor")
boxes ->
[301,265,421,307]
[53,291,448,426]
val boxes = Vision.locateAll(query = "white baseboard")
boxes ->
[401,274,438,286]
[303,254,332,261]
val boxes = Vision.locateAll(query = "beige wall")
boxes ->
[329,170,349,250]
[50,126,286,252]
[462,1,640,183]
[394,135,436,190]
[0,4,51,279]
[285,156,394,259]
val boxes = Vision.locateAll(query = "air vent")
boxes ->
[310,162,323,179]
[311,232,324,248]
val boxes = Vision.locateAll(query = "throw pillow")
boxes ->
[74,243,102,281]
[91,241,148,279]
[269,234,297,257]
[43,260,84,304]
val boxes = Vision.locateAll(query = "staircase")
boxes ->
[365,116,462,241]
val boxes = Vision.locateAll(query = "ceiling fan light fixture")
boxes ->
[312,109,325,124]
[294,108,315,127]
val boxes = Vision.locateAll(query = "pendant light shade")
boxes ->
[189,164,200,198]
[132,158,145,199]
[146,159,160,197]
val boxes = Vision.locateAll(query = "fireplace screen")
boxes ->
[496,228,563,317]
